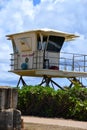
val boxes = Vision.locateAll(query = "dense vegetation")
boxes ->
[17,85,87,121]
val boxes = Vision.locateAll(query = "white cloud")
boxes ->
[0,0,87,87]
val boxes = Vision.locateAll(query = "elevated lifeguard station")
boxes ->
[6,29,87,89]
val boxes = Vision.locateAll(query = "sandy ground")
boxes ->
[22,116,87,130]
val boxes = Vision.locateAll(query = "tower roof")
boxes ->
[6,28,79,41]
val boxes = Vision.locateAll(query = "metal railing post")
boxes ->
[72,54,74,71]
[84,55,86,72]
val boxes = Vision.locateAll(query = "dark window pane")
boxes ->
[47,36,65,52]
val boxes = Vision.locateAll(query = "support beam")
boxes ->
[69,82,73,88]
[50,79,64,90]
[17,76,27,87]
[68,77,86,88]
[39,78,46,86]
[39,75,64,90]
[17,75,65,90]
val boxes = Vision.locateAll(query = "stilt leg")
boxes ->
[44,76,51,87]
[69,82,73,88]
[17,76,27,87]
[17,76,22,87]
[38,76,51,87]
[51,80,55,89]
[39,76,64,90]
[38,77,46,86]
[51,79,64,90]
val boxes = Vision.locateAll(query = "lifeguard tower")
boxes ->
[6,29,87,89]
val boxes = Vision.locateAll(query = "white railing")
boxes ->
[59,52,87,72]
[10,51,87,72]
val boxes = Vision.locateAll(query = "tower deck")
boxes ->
[10,69,87,78]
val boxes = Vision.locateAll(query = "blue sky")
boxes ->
[0,0,87,87]
[33,0,41,5]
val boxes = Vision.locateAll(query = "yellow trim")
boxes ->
[9,69,87,78]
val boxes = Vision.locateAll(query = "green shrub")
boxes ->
[17,85,87,121]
